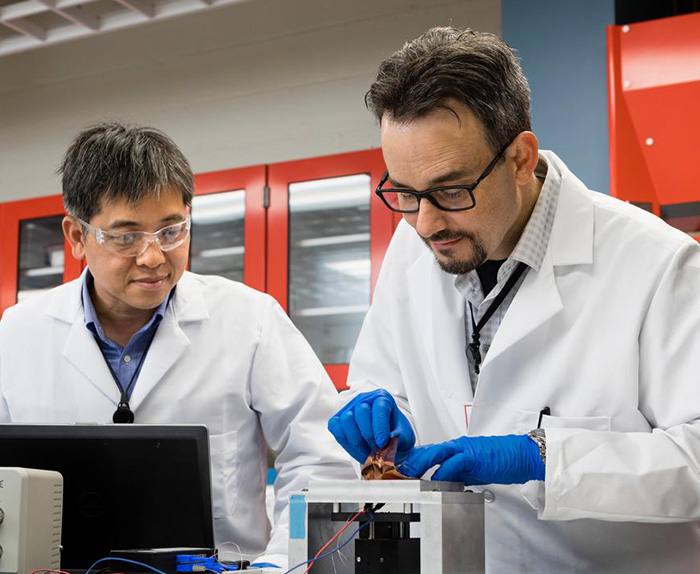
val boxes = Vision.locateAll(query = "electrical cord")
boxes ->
[283,506,377,574]
[85,556,243,574]
[300,509,364,574]
[85,557,172,574]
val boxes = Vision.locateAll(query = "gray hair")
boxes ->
[365,26,532,153]
[59,121,194,222]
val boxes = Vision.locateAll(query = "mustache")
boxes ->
[421,230,477,243]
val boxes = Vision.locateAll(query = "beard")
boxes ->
[420,229,488,275]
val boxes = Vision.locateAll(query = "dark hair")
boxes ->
[60,121,194,222]
[365,26,531,153]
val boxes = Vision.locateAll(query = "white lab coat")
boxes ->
[0,271,356,566]
[346,151,700,573]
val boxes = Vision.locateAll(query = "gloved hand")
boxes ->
[399,434,545,485]
[328,389,416,464]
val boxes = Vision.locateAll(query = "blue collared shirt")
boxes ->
[82,271,171,398]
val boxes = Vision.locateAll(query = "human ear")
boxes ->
[511,132,540,186]
[62,216,87,260]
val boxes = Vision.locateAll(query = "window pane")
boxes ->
[17,216,65,302]
[289,174,371,364]
[190,190,245,283]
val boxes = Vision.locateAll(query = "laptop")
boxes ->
[0,424,215,569]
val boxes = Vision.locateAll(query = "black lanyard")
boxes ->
[93,323,160,424]
[467,261,528,375]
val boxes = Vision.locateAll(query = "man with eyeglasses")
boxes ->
[329,27,700,573]
[0,122,356,568]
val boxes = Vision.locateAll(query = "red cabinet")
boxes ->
[267,149,392,388]
[0,195,83,316]
[0,150,392,388]
[191,165,267,293]
[608,13,700,240]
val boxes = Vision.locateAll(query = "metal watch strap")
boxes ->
[528,428,547,465]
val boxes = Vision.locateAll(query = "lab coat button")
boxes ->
[483,489,495,503]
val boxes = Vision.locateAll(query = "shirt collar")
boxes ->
[82,269,171,344]
[454,153,561,303]
[507,154,559,274]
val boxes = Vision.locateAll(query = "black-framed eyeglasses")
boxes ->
[375,141,512,213]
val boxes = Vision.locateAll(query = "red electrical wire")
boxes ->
[301,508,365,574]
[29,570,72,574]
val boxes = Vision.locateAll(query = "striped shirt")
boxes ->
[454,155,561,392]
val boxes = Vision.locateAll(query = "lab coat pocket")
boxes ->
[539,414,611,431]
[209,430,239,518]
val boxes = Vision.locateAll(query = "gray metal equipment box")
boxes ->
[0,467,63,574]
[289,480,484,574]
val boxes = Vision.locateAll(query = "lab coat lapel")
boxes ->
[480,249,562,371]
[407,248,473,434]
[127,272,209,411]
[47,274,121,404]
[481,155,594,372]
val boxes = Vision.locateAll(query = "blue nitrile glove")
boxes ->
[399,434,545,485]
[328,389,416,464]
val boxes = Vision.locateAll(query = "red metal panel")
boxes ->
[193,165,267,293]
[267,149,390,389]
[608,13,700,239]
[267,149,390,310]
[324,364,350,391]
[0,194,80,317]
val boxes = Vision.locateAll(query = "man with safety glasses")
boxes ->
[0,122,356,568]
[329,27,700,572]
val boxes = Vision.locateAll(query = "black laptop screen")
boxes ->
[0,424,215,569]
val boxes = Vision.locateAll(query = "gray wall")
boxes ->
[502,0,614,194]
[0,0,500,202]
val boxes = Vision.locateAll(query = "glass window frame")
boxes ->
[267,149,393,389]
[0,153,394,390]
[0,195,83,318]
[191,165,267,293]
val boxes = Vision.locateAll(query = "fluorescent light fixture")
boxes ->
[295,233,370,248]
[192,190,245,225]
[325,259,371,278]
[291,304,370,318]
[20,266,63,278]
[196,246,245,259]
[289,174,370,213]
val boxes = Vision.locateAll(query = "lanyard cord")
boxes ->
[93,322,160,411]
[468,261,529,375]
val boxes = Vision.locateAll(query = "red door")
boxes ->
[0,195,82,317]
[267,149,393,389]
[191,165,267,292]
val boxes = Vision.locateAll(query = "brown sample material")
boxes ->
[361,435,412,480]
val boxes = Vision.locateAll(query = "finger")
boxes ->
[328,416,345,444]
[400,443,459,478]
[329,415,367,462]
[372,396,394,448]
[393,414,416,456]
[355,402,378,453]
[340,409,371,461]
[432,452,477,483]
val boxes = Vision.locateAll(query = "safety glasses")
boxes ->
[77,215,191,257]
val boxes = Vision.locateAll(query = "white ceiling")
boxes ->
[0,0,249,57]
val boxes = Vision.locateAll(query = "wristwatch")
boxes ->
[528,428,547,465]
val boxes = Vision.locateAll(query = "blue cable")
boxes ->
[282,516,373,574]
[85,557,173,574]
[86,555,243,574]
